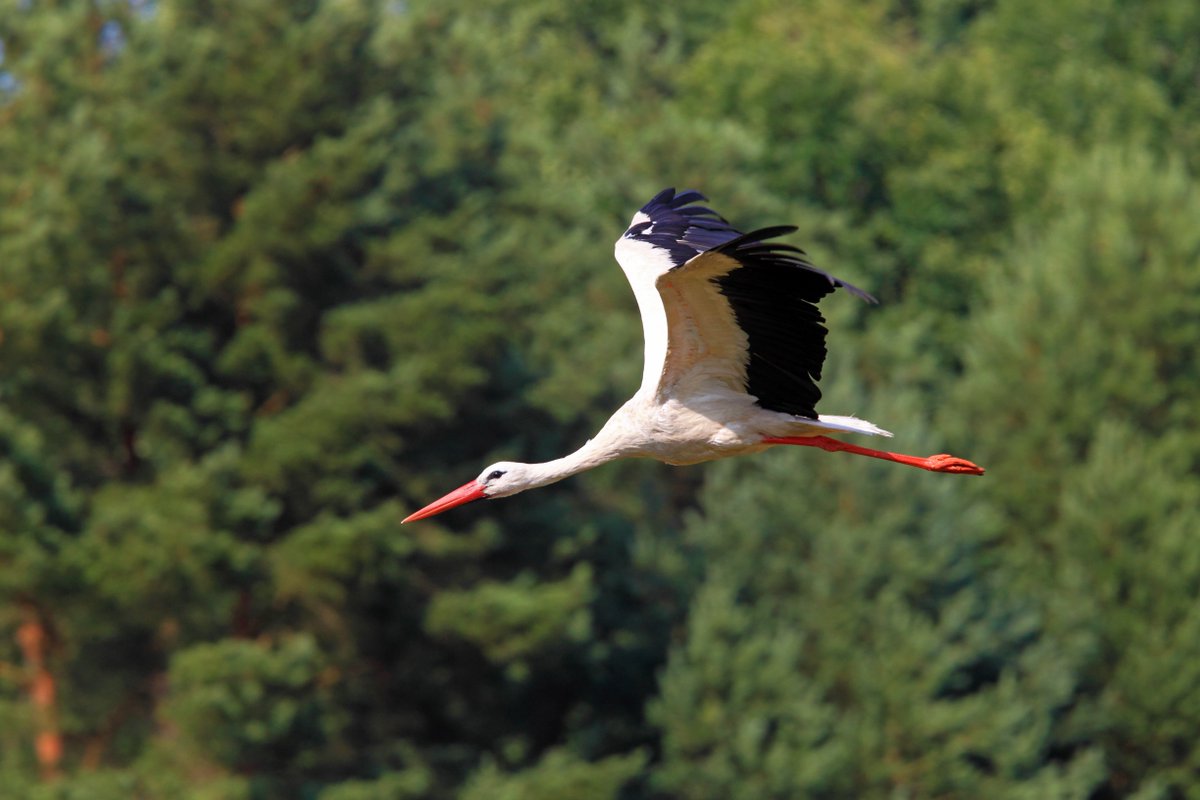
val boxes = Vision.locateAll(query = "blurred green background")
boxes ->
[1,1,1199,798]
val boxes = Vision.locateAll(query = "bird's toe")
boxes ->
[925,454,985,476]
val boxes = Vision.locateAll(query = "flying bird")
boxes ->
[403,189,983,523]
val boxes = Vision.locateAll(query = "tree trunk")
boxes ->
[16,606,61,781]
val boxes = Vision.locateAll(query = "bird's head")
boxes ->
[402,461,532,523]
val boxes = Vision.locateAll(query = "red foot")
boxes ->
[762,436,985,476]
[921,454,985,476]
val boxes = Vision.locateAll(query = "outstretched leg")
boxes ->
[762,435,984,475]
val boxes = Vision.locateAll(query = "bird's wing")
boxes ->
[613,188,875,418]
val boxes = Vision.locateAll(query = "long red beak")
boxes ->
[402,480,487,524]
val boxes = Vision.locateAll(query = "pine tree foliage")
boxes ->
[954,148,1200,798]
[0,0,1198,797]
[652,448,1105,799]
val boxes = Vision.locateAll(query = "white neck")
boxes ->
[516,434,628,493]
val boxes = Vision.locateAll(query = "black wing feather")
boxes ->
[627,189,876,418]
[622,187,741,266]
[712,226,876,417]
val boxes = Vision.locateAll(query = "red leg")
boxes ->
[762,435,984,476]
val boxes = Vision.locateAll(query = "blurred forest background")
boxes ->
[1,0,1199,798]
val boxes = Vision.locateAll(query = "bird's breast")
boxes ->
[613,392,763,465]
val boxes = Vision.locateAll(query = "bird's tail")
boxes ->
[814,415,893,437]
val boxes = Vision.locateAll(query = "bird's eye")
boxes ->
[486,470,506,481]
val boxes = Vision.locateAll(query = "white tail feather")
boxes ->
[815,415,893,437]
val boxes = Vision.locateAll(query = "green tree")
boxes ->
[956,147,1200,798]
[648,2,1200,798]
[0,0,713,796]
[3,0,1199,797]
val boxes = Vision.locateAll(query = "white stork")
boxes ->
[403,188,983,523]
